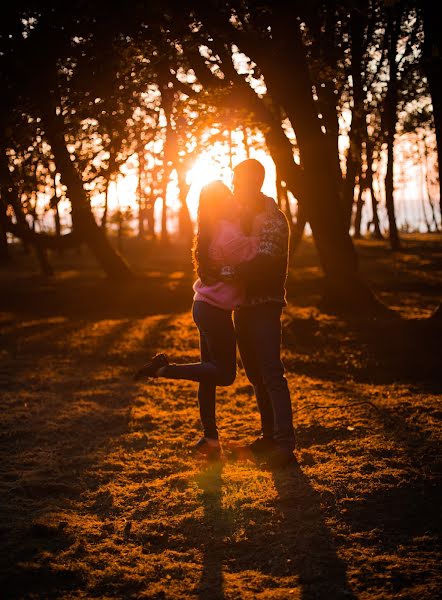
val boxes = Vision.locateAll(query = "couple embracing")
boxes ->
[135,159,295,468]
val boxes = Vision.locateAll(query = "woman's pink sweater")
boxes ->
[193,219,258,310]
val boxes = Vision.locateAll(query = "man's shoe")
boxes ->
[133,353,169,381]
[265,447,296,469]
[227,436,276,462]
[248,436,277,459]
[191,437,221,461]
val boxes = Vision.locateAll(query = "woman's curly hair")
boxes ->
[192,180,233,283]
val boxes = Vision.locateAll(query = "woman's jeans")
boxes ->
[162,301,236,439]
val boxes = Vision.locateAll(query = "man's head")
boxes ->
[232,159,265,202]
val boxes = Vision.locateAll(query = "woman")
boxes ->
[133,180,258,459]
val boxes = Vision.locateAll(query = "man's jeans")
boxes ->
[234,303,295,451]
[162,301,236,439]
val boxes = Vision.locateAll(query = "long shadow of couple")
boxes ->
[194,460,356,600]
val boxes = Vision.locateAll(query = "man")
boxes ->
[223,159,296,468]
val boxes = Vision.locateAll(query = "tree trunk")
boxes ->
[0,151,53,276]
[102,148,117,231]
[146,196,156,238]
[275,177,283,209]
[353,175,364,239]
[384,11,401,250]
[276,174,298,254]
[366,140,384,239]
[260,16,381,312]
[290,201,307,253]
[176,163,194,244]
[50,172,63,255]
[243,126,251,158]
[422,133,440,231]
[0,198,11,262]
[422,0,442,218]
[52,201,63,257]
[417,140,432,232]
[101,175,111,230]
[41,102,133,279]
[160,188,169,244]
[136,142,146,239]
[343,8,366,229]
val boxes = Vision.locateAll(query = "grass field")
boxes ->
[0,235,441,599]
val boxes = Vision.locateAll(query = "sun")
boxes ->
[185,153,233,220]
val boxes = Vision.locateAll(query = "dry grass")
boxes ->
[0,235,441,599]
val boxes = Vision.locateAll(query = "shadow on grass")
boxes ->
[0,270,194,319]
[283,314,442,392]
[269,462,356,600]
[0,314,175,597]
[194,460,356,600]
[195,461,227,600]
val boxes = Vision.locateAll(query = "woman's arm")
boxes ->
[220,234,259,265]
[220,210,289,283]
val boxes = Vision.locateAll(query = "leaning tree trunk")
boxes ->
[384,10,401,250]
[41,102,133,279]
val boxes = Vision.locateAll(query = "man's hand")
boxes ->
[200,265,238,284]
[200,263,222,285]
[220,266,237,281]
